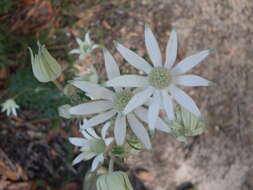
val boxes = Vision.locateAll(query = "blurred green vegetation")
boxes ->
[0,0,77,117]
[0,0,15,15]
[8,68,70,119]
[0,0,130,118]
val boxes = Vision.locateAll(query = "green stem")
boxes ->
[108,156,115,173]
[53,80,64,92]
[12,88,33,99]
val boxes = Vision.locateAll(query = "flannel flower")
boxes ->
[106,25,214,130]
[29,42,61,83]
[1,98,19,116]
[69,32,99,59]
[69,49,169,150]
[69,121,113,171]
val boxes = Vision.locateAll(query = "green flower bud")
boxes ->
[126,135,144,151]
[29,42,61,83]
[64,84,78,97]
[58,104,72,119]
[170,105,206,142]
[111,146,125,157]
[96,171,133,190]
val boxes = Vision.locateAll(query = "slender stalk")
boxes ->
[53,80,64,91]
[108,156,115,173]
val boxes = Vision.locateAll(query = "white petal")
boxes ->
[85,32,92,44]
[69,137,88,147]
[175,74,213,86]
[80,120,94,139]
[103,49,120,80]
[134,107,170,133]
[114,114,126,146]
[72,152,96,165]
[104,137,114,146]
[169,86,201,117]
[86,128,100,139]
[69,49,81,55]
[12,108,17,116]
[106,75,149,87]
[124,87,154,114]
[161,90,174,120]
[103,49,121,92]
[165,29,177,69]
[91,154,104,171]
[115,42,153,73]
[72,81,115,100]
[69,101,112,115]
[144,24,162,67]
[127,113,152,149]
[84,110,117,129]
[101,122,111,139]
[92,44,99,50]
[76,38,83,46]
[148,91,161,131]
[171,50,210,75]
[81,130,93,140]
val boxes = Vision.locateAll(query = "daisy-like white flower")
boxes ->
[69,49,169,149]
[1,98,20,116]
[69,121,113,171]
[69,32,99,59]
[106,25,214,130]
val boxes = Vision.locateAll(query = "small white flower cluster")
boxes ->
[1,98,19,116]
[68,25,213,173]
[70,120,113,171]
[69,32,99,59]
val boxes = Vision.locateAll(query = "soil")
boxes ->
[114,0,253,190]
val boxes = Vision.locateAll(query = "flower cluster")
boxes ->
[69,32,99,59]
[1,98,19,116]
[69,120,113,171]
[66,25,213,188]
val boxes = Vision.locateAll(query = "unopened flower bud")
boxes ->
[29,42,61,82]
[96,171,133,190]
[170,105,206,142]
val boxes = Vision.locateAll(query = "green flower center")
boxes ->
[148,67,171,89]
[113,89,133,112]
[89,139,106,154]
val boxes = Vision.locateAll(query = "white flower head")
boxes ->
[69,32,99,59]
[106,24,214,130]
[69,49,170,150]
[69,120,113,171]
[1,98,20,116]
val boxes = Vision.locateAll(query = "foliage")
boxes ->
[0,0,14,14]
[8,68,70,119]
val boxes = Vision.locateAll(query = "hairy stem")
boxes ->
[108,156,115,173]
[53,80,64,91]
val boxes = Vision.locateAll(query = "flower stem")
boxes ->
[12,88,33,99]
[108,156,115,173]
[53,80,64,91]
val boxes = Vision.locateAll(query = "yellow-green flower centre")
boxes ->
[148,67,171,89]
[113,89,133,112]
[89,139,106,154]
